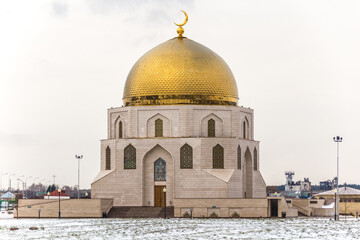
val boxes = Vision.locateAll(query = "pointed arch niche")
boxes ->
[142,145,174,206]
[244,147,253,198]
[114,116,125,139]
[147,114,170,137]
[201,114,223,137]
[242,117,250,140]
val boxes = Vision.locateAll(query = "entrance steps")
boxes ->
[292,203,312,216]
[107,206,174,218]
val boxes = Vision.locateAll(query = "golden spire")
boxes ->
[174,10,188,37]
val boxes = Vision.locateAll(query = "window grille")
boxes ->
[254,148,258,171]
[213,144,224,168]
[180,144,193,169]
[208,119,215,137]
[155,118,163,137]
[119,121,123,138]
[105,146,111,170]
[243,121,246,139]
[124,144,136,169]
[154,158,166,181]
[237,146,241,169]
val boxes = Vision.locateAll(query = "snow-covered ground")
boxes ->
[0,217,359,240]
[0,211,13,219]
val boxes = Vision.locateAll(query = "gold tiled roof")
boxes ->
[123,37,238,106]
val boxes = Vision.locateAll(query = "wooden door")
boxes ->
[154,186,165,207]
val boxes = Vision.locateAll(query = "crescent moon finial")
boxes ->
[174,10,188,37]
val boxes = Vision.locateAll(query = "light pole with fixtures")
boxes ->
[17,178,25,198]
[333,135,342,221]
[17,175,24,191]
[25,176,32,198]
[8,174,15,191]
[1,173,8,191]
[163,187,167,219]
[75,155,83,199]
[58,188,61,218]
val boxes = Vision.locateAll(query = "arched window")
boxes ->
[254,148,258,171]
[119,121,123,138]
[124,144,136,169]
[180,144,193,169]
[237,145,241,169]
[155,119,163,137]
[105,146,111,170]
[213,144,224,169]
[208,119,215,137]
[154,158,166,181]
[243,121,246,139]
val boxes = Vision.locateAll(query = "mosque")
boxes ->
[91,11,268,218]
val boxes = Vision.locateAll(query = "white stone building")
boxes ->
[91,21,268,217]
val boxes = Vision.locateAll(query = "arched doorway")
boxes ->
[142,145,173,207]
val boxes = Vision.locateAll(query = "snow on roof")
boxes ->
[315,186,360,196]
[0,192,15,199]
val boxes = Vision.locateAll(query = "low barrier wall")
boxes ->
[14,198,113,218]
[173,198,268,218]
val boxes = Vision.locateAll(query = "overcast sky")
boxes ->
[1,0,359,189]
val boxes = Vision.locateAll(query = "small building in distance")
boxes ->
[314,186,360,216]
[43,190,70,200]
[284,171,311,193]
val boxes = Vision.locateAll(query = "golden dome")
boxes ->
[123,37,238,106]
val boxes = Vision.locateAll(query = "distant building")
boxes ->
[319,180,333,191]
[284,171,311,192]
[43,190,70,200]
[314,186,360,216]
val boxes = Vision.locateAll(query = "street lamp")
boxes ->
[33,177,39,185]
[333,135,342,221]
[85,192,88,198]
[75,155,83,199]
[25,176,32,199]
[8,174,15,191]
[47,191,50,199]
[17,175,24,191]
[58,188,61,218]
[0,173,8,191]
[163,187,167,219]
[17,179,25,199]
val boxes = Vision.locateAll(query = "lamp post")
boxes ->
[17,175,24,191]
[8,174,15,191]
[163,187,167,219]
[75,155,83,199]
[33,177,39,185]
[333,136,342,221]
[47,191,50,199]
[58,188,61,218]
[25,176,32,198]
[17,178,25,199]
[1,173,8,191]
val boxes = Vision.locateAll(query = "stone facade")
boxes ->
[91,104,267,216]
